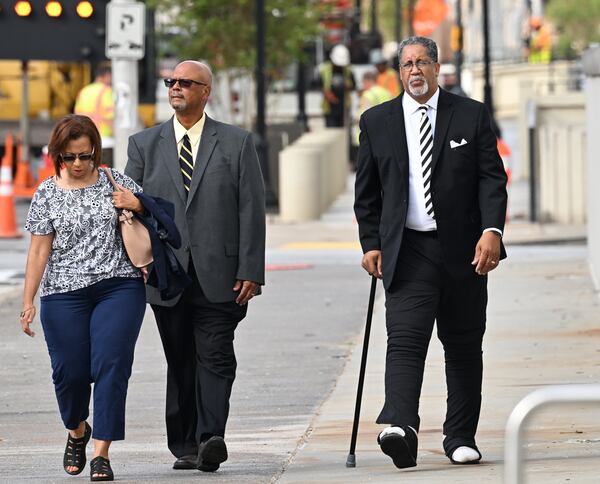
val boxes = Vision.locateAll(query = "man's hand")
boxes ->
[361,250,383,279]
[234,280,260,305]
[472,231,502,275]
[324,89,339,104]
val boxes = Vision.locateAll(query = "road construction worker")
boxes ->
[528,16,552,64]
[74,62,114,138]
[319,44,355,127]
[359,70,393,114]
[355,70,393,145]
[370,49,400,97]
[439,64,468,97]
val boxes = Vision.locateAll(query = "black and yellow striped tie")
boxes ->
[179,134,194,194]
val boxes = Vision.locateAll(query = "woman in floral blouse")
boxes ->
[20,114,146,482]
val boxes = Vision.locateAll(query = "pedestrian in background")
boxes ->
[370,49,401,97]
[125,60,265,473]
[355,70,393,145]
[74,62,115,166]
[359,70,394,114]
[74,62,114,140]
[439,64,468,97]
[20,114,147,481]
[319,44,356,127]
[354,36,507,469]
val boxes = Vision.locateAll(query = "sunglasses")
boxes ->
[164,78,208,88]
[61,151,94,163]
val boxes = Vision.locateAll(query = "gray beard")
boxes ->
[170,100,186,111]
[408,78,429,97]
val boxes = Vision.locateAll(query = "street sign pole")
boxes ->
[106,0,146,171]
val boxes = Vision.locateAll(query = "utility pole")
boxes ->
[452,0,463,87]
[19,61,30,167]
[106,0,146,170]
[395,0,402,44]
[482,0,499,136]
[255,0,277,206]
[370,0,378,35]
[296,59,308,132]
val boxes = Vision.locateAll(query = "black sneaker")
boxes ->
[377,426,418,469]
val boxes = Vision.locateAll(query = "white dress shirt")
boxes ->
[402,89,502,236]
[403,88,439,231]
[173,114,206,164]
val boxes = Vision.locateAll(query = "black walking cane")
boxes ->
[346,275,377,468]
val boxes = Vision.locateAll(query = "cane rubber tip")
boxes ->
[346,454,356,467]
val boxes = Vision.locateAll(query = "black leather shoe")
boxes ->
[173,454,198,470]
[197,436,228,472]
[377,426,418,469]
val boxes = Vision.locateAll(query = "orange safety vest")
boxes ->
[74,82,114,137]
[377,68,400,97]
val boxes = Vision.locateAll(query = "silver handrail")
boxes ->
[504,384,600,484]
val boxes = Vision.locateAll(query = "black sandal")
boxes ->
[90,456,114,482]
[63,422,92,475]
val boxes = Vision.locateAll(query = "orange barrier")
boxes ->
[13,138,37,198]
[497,137,512,223]
[0,134,22,239]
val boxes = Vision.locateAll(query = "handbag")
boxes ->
[103,168,153,268]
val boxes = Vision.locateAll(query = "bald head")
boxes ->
[169,60,213,127]
[176,60,213,87]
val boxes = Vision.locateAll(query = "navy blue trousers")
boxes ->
[40,277,146,441]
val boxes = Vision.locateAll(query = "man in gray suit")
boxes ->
[125,60,265,473]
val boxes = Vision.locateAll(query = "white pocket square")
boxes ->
[450,138,468,149]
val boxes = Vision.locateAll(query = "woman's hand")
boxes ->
[141,266,149,283]
[112,186,143,213]
[20,305,37,337]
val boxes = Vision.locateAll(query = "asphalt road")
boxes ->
[0,198,372,483]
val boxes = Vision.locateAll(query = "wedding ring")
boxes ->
[490,260,497,264]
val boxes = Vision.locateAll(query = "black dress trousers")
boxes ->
[376,229,487,453]
[152,263,247,458]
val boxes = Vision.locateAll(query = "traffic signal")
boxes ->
[0,0,107,61]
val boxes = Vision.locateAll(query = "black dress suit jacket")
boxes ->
[354,89,508,290]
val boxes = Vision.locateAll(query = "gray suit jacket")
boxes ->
[125,115,266,305]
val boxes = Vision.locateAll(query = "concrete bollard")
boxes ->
[279,144,323,222]
[295,129,348,209]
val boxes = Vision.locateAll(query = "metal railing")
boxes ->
[504,384,600,484]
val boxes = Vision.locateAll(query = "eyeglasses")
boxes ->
[400,60,435,71]
[61,151,94,163]
[164,78,207,88]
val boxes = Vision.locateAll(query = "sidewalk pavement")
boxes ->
[1,175,597,483]
[272,183,599,483]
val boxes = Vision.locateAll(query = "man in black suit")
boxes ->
[125,61,265,472]
[354,37,507,468]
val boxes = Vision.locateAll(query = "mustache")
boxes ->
[409,75,426,84]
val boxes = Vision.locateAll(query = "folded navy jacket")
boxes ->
[135,192,191,300]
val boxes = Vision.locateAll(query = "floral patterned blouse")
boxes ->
[24,169,142,297]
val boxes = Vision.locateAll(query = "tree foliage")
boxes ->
[151,0,323,71]
[546,0,600,58]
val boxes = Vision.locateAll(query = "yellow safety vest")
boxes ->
[319,62,354,115]
[74,82,114,137]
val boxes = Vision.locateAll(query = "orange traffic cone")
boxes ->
[13,138,38,198]
[37,145,55,182]
[0,134,22,239]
